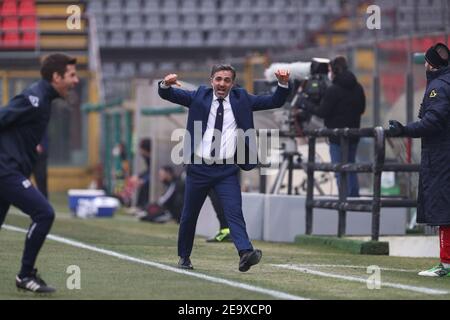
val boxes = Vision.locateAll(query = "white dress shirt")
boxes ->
[196,93,237,160]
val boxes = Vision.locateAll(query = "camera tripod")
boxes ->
[270,135,325,195]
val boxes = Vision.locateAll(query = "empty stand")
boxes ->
[87,0,343,49]
[83,0,450,100]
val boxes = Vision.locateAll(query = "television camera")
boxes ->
[253,58,331,195]
[256,57,331,137]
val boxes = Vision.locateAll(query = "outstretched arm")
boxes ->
[157,74,196,107]
[251,69,291,111]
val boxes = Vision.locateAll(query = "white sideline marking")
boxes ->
[291,264,417,273]
[272,264,449,295]
[3,225,307,300]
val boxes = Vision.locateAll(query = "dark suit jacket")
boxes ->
[158,83,290,170]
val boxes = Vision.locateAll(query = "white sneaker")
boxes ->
[418,264,450,277]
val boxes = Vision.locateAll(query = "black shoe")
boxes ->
[239,249,262,272]
[178,257,194,270]
[16,269,56,293]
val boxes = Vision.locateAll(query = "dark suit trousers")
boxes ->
[178,163,253,258]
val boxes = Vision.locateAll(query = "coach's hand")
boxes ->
[163,74,182,87]
[275,69,290,86]
[388,120,405,137]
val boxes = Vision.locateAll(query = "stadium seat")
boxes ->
[21,30,37,48]
[124,0,140,14]
[222,15,235,28]
[97,31,107,46]
[162,0,178,13]
[108,31,126,47]
[186,30,202,46]
[105,0,121,14]
[87,0,103,13]
[180,0,196,13]
[106,14,123,31]
[1,0,18,16]
[125,14,141,30]
[144,14,160,30]
[20,16,37,31]
[200,1,215,14]
[164,14,179,29]
[102,62,117,77]
[167,30,183,46]
[18,0,36,16]
[93,14,105,31]
[237,0,252,10]
[2,31,20,47]
[2,16,19,31]
[139,62,155,74]
[202,15,217,28]
[256,13,270,26]
[118,62,136,77]
[142,1,159,13]
[182,14,198,28]
[206,30,222,46]
[129,30,145,47]
[148,30,164,46]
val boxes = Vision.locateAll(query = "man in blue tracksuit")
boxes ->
[0,53,79,293]
[389,43,450,277]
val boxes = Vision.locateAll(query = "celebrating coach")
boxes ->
[158,64,290,272]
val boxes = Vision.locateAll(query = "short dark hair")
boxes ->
[40,53,77,82]
[210,64,236,80]
[330,56,348,75]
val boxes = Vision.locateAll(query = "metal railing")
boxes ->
[303,127,419,241]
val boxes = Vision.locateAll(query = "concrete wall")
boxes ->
[196,193,407,242]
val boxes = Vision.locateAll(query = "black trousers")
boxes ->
[0,172,55,275]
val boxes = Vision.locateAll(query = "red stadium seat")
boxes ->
[1,0,18,16]
[18,0,36,16]
[21,30,37,48]
[2,31,21,47]
[2,16,19,31]
[20,16,37,30]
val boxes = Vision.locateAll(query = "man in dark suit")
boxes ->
[158,64,290,272]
